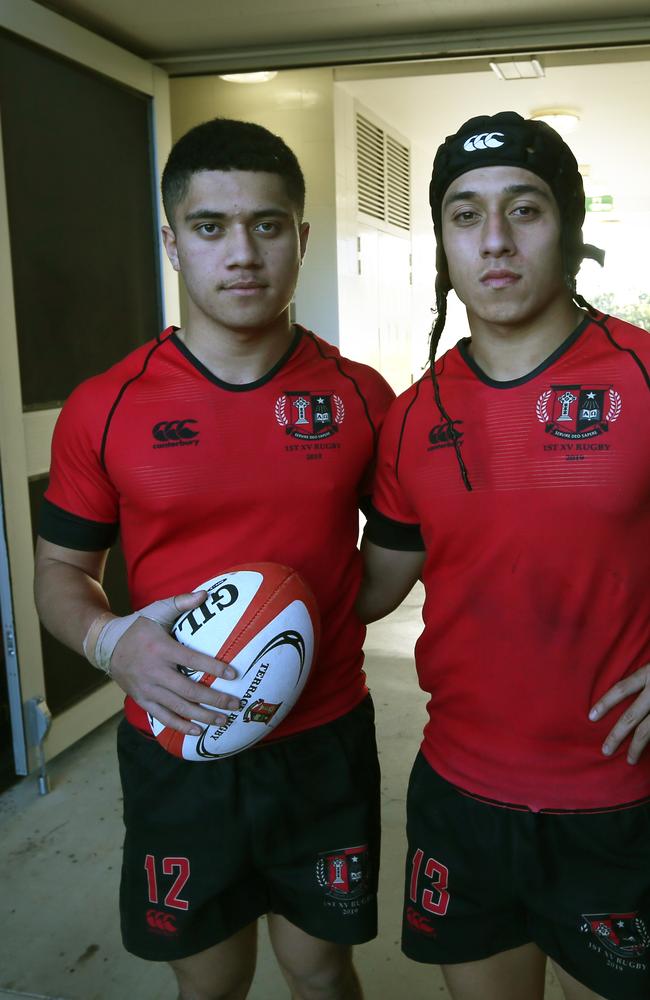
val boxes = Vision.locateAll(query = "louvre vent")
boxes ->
[356,114,385,222]
[356,112,410,231]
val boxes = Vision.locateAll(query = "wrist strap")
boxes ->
[82,611,118,675]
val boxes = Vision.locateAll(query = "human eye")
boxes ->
[254,219,282,236]
[510,203,541,220]
[451,208,479,226]
[195,222,222,237]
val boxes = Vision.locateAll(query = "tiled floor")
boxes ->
[0,587,564,999]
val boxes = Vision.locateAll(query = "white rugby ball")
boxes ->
[148,563,319,761]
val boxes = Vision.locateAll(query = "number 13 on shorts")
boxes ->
[409,848,451,916]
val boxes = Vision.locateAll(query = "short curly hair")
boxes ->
[162,118,305,226]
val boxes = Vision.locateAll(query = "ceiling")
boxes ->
[28,2,650,222]
[341,48,650,207]
[34,0,650,72]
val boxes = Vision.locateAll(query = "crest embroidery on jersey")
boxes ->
[536,385,621,440]
[275,392,344,440]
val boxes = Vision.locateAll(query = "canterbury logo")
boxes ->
[428,421,463,447]
[152,419,199,442]
[463,132,505,152]
[406,906,435,936]
[146,909,178,935]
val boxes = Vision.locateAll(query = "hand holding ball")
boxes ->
[148,564,319,760]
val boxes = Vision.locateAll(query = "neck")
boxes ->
[466,300,584,382]
[178,311,295,384]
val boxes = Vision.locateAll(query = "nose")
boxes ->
[225,224,262,268]
[480,211,515,259]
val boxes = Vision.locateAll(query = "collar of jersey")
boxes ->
[457,313,591,389]
[169,324,304,391]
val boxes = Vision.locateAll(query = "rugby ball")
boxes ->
[148,563,319,761]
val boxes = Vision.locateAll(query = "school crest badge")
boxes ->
[316,845,370,900]
[275,392,344,440]
[580,912,650,959]
[536,384,621,440]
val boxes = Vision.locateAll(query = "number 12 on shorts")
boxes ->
[144,854,191,911]
[409,848,451,916]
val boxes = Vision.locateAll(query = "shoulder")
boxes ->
[599,314,650,355]
[298,328,396,408]
[389,372,430,416]
[62,332,173,414]
[54,332,173,445]
[377,375,431,443]
[585,314,650,388]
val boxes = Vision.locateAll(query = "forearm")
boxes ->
[356,538,424,624]
[34,539,111,655]
[34,539,240,732]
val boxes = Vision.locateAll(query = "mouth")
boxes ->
[221,281,267,294]
[480,270,521,289]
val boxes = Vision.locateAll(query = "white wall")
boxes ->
[339,49,650,349]
[170,69,340,345]
[333,87,417,391]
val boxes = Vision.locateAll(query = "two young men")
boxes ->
[359,112,650,1000]
[34,119,394,1000]
[35,106,650,1000]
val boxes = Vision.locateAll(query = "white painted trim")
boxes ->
[0,108,46,765]
[151,66,180,328]
[0,0,156,93]
[43,687,124,762]
[23,410,60,479]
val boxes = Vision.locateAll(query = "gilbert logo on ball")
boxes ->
[148,563,320,761]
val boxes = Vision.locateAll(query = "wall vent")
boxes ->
[356,111,410,231]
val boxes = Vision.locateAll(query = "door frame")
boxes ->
[0,0,178,773]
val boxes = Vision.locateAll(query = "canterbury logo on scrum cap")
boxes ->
[463,132,506,152]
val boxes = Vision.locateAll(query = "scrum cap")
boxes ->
[429,111,604,274]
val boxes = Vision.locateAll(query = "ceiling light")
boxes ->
[530,109,580,136]
[489,58,544,81]
[218,71,277,84]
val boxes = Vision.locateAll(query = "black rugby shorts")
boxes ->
[402,752,650,1000]
[117,696,380,960]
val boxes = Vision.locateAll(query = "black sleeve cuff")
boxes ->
[359,494,373,519]
[38,498,118,551]
[363,502,424,551]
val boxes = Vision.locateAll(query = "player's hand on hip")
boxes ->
[589,661,650,764]
[84,590,241,736]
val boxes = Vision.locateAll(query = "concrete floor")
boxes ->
[0,586,564,999]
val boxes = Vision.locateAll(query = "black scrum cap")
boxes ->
[429,111,604,273]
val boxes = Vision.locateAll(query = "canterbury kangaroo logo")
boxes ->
[463,132,505,151]
[146,909,178,935]
[428,421,463,448]
[152,419,199,443]
[405,906,436,936]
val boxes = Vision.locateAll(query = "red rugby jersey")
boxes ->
[42,326,394,738]
[367,314,650,811]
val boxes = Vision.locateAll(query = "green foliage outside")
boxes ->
[589,292,650,332]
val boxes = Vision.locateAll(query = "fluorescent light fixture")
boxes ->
[489,58,544,81]
[218,71,278,84]
[530,109,580,136]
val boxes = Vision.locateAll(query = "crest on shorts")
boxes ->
[536,384,621,440]
[275,391,344,440]
[316,845,369,899]
[243,698,281,725]
[580,912,650,959]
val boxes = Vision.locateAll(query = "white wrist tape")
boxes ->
[82,597,182,676]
